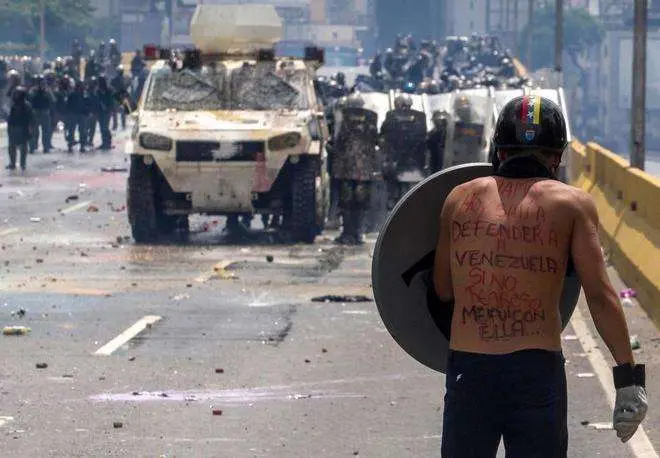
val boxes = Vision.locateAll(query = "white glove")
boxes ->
[613,385,648,443]
[612,363,648,443]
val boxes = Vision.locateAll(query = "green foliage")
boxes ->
[519,6,605,71]
[0,0,95,56]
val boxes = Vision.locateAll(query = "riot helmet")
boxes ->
[12,85,27,102]
[492,95,568,154]
[394,93,413,110]
[453,95,472,122]
[346,92,365,108]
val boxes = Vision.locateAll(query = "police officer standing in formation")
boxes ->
[110,65,129,131]
[6,87,35,171]
[433,96,648,456]
[331,92,380,245]
[95,75,115,150]
[427,110,449,173]
[66,80,89,154]
[380,93,428,210]
[28,74,54,154]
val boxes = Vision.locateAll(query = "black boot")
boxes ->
[334,210,353,245]
[350,209,366,245]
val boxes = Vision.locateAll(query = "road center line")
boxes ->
[60,200,93,215]
[94,315,162,356]
[0,228,18,236]
[570,305,658,458]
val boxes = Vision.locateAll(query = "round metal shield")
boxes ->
[371,163,582,373]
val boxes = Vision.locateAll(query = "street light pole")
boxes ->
[39,0,46,61]
[527,0,534,69]
[555,0,563,87]
[630,0,647,170]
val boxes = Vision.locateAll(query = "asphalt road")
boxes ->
[0,125,658,457]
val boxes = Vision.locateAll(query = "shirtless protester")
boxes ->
[433,95,648,457]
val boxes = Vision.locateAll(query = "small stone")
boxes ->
[113,422,123,429]
[36,363,48,369]
[304,359,311,364]
[62,374,74,378]
[186,284,193,288]
[322,348,328,353]
[581,420,590,426]
[215,368,224,374]
[212,409,223,416]
[128,357,136,362]
[132,391,140,396]
[266,255,274,263]
[36,259,43,264]
[159,393,168,398]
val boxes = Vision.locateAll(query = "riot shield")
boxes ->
[371,163,583,373]
[450,121,485,166]
[381,109,428,181]
[331,107,379,182]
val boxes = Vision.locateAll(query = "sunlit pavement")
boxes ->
[0,126,658,457]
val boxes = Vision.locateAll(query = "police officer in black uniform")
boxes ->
[6,87,35,171]
[66,80,89,153]
[332,92,380,245]
[28,74,53,154]
[380,93,428,210]
[427,110,449,173]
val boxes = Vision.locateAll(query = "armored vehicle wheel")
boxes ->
[290,157,319,244]
[127,155,161,244]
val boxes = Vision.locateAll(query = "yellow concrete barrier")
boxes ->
[568,140,660,325]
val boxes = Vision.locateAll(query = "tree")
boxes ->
[519,6,605,136]
[518,6,605,74]
[0,0,95,56]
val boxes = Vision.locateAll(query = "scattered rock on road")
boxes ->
[35,363,48,369]
[311,295,372,303]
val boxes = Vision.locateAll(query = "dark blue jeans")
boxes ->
[442,349,568,458]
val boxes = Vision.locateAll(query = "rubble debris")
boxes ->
[304,359,311,363]
[580,420,589,426]
[113,422,123,429]
[266,255,274,263]
[30,217,41,223]
[619,288,637,299]
[212,261,239,280]
[215,368,224,374]
[311,295,372,303]
[587,422,613,430]
[2,326,31,336]
[62,374,74,378]
[159,393,169,398]
[212,409,223,416]
[562,335,578,341]
[87,205,99,213]
[322,348,328,353]
[128,357,136,362]
[65,195,79,203]
[36,259,43,264]
[631,335,641,350]
[132,391,140,396]
[577,373,595,378]
[35,363,48,369]
[101,166,128,173]
[10,309,26,318]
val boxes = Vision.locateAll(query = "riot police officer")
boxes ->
[96,75,114,150]
[66,80,89,153]
[380,93,428,210]
[28,74,53,154]
[110,65,129,130]
[109,38,122,69]
[331,92,380,245]
[427,110,449,173]
[6,86,35,171]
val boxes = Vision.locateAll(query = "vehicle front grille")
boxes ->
[175,141,264,162]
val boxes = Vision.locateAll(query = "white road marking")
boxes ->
[94,315,162,356]
[0,416,13,427]
[571,305,658,457]
[0,228,18,236]
[60,200,93,215]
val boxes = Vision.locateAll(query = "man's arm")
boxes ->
[433,187,460,301]
[570,190,634,365]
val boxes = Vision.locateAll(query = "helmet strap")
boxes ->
[493,151,557,180]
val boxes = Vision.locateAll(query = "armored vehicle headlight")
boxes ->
[140,133,173,151]
[268,133,301,151]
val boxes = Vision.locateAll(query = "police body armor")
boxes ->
[451,121,485,166]
[381,109,428,181]
[331,107,380,182]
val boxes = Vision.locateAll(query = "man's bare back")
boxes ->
[435,176,590,355]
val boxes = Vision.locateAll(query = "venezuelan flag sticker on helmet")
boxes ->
[493,95,568,153]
